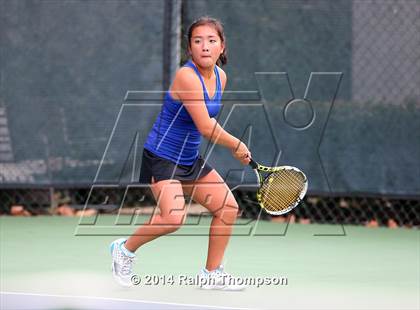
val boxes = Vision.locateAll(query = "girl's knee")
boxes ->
[217,200,239,224]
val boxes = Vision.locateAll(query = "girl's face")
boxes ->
[189,25,224,68]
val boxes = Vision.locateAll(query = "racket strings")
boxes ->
[262,177,302,211]
[260,170,306,212]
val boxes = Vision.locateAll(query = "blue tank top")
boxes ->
[143,60,222,165]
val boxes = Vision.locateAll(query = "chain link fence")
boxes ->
[1,188,419,229]
[352,0,419,105]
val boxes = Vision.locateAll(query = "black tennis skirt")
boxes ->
[139,148,214,184]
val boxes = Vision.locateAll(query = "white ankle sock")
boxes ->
[120,242,135,257]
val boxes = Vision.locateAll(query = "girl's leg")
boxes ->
[124,177,187,252]
[182,170,239,271]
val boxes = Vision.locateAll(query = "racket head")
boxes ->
[255,166,308,215]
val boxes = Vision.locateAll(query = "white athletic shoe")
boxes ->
[110,238,136,287]
[198,265,246,291]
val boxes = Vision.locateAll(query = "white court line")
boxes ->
[1,291,252,310]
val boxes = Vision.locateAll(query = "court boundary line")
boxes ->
[1,291,252,310]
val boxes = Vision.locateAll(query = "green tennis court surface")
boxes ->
[1,215,419,309]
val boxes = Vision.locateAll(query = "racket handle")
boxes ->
[249,158,258,169]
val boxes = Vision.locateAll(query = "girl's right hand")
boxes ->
[232,142,251,165]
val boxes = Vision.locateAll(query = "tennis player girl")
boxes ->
[110,17,250,291]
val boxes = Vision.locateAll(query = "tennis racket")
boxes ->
[248,158,308,215]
